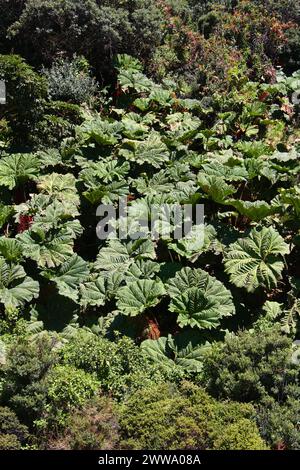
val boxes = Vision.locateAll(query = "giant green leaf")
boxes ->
[95,238,156,273]
[224,226,289,292]
[0,257,39,310]
[77,119,123,146]
[119,133,170,168]
[0,204,13,229]
[116,279,165,316]
[17,226,75,268]
[279,186,300,217]
[118,69,154,93]
[37,172,79,206]
[228,200,279,222]
[80,277,106,308]
[0,237,23,263]
[166,267,234,330]
[0,153,40,189]
[169,287,227,329]
[42,255,89,301]
[141,331,211,372]
[168,224,216,262]
[198,174,236,204]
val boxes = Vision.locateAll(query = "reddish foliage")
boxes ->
[275,441,287,451]
[145,318,161,340]
[114,83,122,98]
[17,214,33,233]
[259,91,270,102]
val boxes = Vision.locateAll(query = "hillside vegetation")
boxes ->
[0,0,300,450]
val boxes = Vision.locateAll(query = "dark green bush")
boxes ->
[0,0,25,52]
[44,364,99,428]
[7,0,165,81]
[1,333,59,426]
[61,332,169,399]
[46,395,119,450]
[33,100,83,148]
[119,381,267,450]
[202,328,299,403]
[0,54,47,145]
[0,406,29,449]
[34,114,75,149]
[257,394,300,450]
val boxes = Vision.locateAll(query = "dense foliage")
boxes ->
[1,0,300,451]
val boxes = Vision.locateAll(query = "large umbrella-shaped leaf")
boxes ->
[0,153,40,189]
[201,160,248,181]
[0,257,39,310]
[80,271,123,308]
[224,226,289,292]
[42,255,89,302]
[80,277,106,308]
[198,174,236,204]
[17,226,75,268]
[167,267,234,314]
[166,267,234,330]
[28,200,81,231]
[80,159,130,185]
[141,331,211,372]
[116,279,165,316]
[95,238,156,273]
[83,180,129,205]
[0,237,23,263]
[122,114,149,139]
[125,259,160,281]
[77,118,123,146]
[0,204,13,229]
[279,186,300,217]
[228,200,279,222]
[119,132,170,168]
[168,224,216,263]
[118,69,154,93]
[37,172,79,206]
[169,287,226,329]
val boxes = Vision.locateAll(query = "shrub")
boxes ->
[0,0,25,51]
[257,395,300,450]
[34,114,75,149]
[201,328,299,403]
[213,418,267,450]
[32,100,83,148]
[119,381,267,450]
[7,0,165,81]
[43,57,98,104]
[61,332,169,399]
[280,27,300,72]
[46,395,119,450]
[1,333,59,426]
[0,54,47,145]
[45,365,99,425]
[45,101,83,123]
[0,433,22,450]
[0,118,11,146]
[0,406,29,449]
